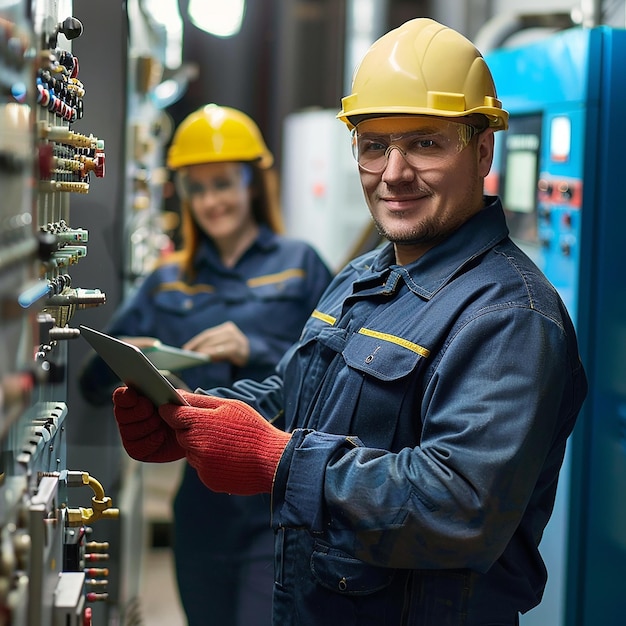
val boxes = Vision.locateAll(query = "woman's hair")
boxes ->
[163,162,284,281]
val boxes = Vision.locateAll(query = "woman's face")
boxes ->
[183,162,255,244]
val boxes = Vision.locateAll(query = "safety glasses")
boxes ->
[177,163,253,199]
[351,118,481,173]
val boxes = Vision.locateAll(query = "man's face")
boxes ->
[355,116,495,265]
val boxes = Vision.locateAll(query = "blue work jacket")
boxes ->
[205,197,588,625]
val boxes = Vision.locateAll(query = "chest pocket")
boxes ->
[337,329,431,448]
[343,328,430,381]
[247,269,308,302]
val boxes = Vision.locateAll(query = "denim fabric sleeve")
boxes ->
[272,429,363,532]
[271,304,583,572]
[196,373,287,426]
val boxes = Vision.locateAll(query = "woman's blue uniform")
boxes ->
[79,225,332,626]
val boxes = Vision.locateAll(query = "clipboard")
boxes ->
[79,325,190,406]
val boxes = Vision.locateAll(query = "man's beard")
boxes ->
[372,214,450,248]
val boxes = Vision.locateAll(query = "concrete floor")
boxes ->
[138,460,187,626]
[139,547,186,625]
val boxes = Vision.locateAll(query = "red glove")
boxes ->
[159,391,291,495]
[112,386,185,462]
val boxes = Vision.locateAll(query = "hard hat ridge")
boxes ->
[338,18,508,131]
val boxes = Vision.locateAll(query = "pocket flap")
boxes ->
[311,544,395,595]
[343,329,428,381]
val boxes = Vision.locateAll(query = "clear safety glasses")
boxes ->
[177,163,253,200]
[182,177,240,199]
[351,119,482,174]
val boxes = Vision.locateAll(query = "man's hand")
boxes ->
[113,386,185,462]
[159,392,291,495]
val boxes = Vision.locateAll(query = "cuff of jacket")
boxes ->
[271,428,362,533]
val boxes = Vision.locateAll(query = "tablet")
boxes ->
[79,325,190,406]
[142,342,211,371]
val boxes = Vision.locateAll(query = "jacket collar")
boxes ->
[194,224,279,270]
[369,196,509,300]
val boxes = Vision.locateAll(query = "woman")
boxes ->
[79,104,332,625]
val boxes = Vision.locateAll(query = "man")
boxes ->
[113,18,587,625]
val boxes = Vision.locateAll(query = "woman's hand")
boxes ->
[119,336,161,349]
[182,321,250,366]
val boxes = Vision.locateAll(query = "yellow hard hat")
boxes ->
[167,104,274,169]
[337,18,508,131]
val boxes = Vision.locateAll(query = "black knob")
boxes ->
[47,16,83,48]
[58,17,83,41]
[37,231,58,261]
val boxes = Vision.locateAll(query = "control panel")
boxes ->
[486,25,626,626]
[1,2,117,624]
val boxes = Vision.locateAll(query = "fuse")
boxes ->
[86,592,108,602]
[84,568,109,577]
[84,553,109,562]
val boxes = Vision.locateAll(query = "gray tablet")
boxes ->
[142,342,211,371]
[79,325,190,406]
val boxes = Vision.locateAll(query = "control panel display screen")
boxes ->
[500,114,542,245]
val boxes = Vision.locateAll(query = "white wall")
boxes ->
[433,0,625,40]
